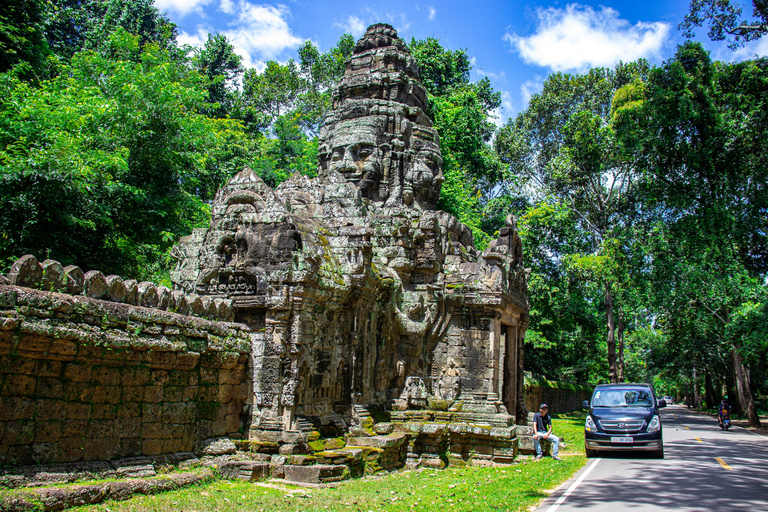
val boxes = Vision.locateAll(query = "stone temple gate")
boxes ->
[171,23,529,437]
[0,24,529,477]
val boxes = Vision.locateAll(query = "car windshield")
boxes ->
[592,388,654,407]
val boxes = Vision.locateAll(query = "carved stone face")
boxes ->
[411,148,443,203]
[327,119,384,193]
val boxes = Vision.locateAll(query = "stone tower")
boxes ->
[171,23,530,439]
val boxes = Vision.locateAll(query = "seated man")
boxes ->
[533,403,561,461]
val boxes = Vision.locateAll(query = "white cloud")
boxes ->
[503,4,670,72]
[334,15,367,37]
[177,26,209,48]
[721,36,768,61]
[428,6,436,21]
[520,77,544,110]
[219,0,235,14]
[154,0,214,16]
[222,2,305,68]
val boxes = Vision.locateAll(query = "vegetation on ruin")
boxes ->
[0,0,766,424]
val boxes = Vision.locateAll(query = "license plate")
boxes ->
[611,436,633,443]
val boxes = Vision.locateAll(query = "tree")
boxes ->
[194,33,243,118]
[0,30,243,278]
[407,37,503,246]
[0,0,51,77]
[680,0,768,49]
[495,62,649,383]
[42,0,177,61]
[614,42,768,426]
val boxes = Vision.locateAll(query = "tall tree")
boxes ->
[0,0,51,76]
[408,37,503,246]
[194,33,243,118]
[42,0,177,61]
[495,62,649,383]
[680,0,768,49]
[614,42,767,426]
[0,29,243,278]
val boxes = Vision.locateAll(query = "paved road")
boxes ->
[536,405,768,511]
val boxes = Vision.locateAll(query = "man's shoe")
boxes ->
[534,454,543,461]
[552,456,563,461]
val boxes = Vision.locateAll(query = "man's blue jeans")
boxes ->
[534,431,559,457]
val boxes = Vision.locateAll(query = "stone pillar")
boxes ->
[515,320,529,424]
[488,317,501,402]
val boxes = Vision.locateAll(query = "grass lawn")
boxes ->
[68,456,586,512]
[551,411,587,455]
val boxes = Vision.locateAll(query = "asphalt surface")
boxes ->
[535,405,768,511]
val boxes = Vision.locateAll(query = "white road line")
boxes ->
[545,458,602,512]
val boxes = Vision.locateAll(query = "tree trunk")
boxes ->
[617,306,625,383]
[704,372,716,409]
[692,367,701,408]
[732,345,761,428]
[605,283,618,383]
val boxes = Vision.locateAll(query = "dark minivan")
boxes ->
[583,383,666,458]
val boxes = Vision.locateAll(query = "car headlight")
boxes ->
[647,415,661,432]
[585,416,597,432]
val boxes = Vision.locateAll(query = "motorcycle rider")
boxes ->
[718,397,731,430]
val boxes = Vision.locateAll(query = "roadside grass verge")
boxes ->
[552,411,586,455]
[70,456,587,512]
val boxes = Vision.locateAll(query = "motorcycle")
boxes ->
[718,404,731,431]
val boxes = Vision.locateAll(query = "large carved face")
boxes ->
[327,119,384,193]
[408,139,444,207]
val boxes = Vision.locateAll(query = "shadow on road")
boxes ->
[559,407,768,511]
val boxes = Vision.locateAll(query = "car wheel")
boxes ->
[585,444,597,458]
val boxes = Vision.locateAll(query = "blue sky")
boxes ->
[154,0,768,124]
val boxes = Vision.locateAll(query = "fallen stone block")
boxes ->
[218,460,270,481]
[283,464,347,484]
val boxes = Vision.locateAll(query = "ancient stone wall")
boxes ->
[0,257,251,466]
[524,380,592,414]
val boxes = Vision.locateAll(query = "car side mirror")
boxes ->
[657,399,667,408]
[582,400,590,409]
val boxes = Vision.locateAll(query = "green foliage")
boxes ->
[408,37,504,247]
[193,33,243,118]
[680,0,768,49]
[0,0,51,77]
[0,30,243,278]
[234,36,353,187]
[42,0,177,61]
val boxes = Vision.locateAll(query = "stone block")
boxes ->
[347,433,406,449]
[35,399,67,421]
[60,419,87,438]
[199,437,236,456]
[3,420,35,445]
[144,385,163,403]
[41,259,66,292]
[36,377,64,399]
[63,381,92,402]
[106,275,127,302]
[138,282,158,308]
[63,363,92,382]
[1,374,37,396]
[34,421,62,443]
[142,439,164,456]
[91,366,121,386]
[283,464,347,484]
[84,271,108,299]
[91,386,121,404]
[9,255,43,289]
[122,385,143,402]
[112,456,156,478]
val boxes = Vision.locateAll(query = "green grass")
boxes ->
[551,412,587,455]
[68,457,586,512]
